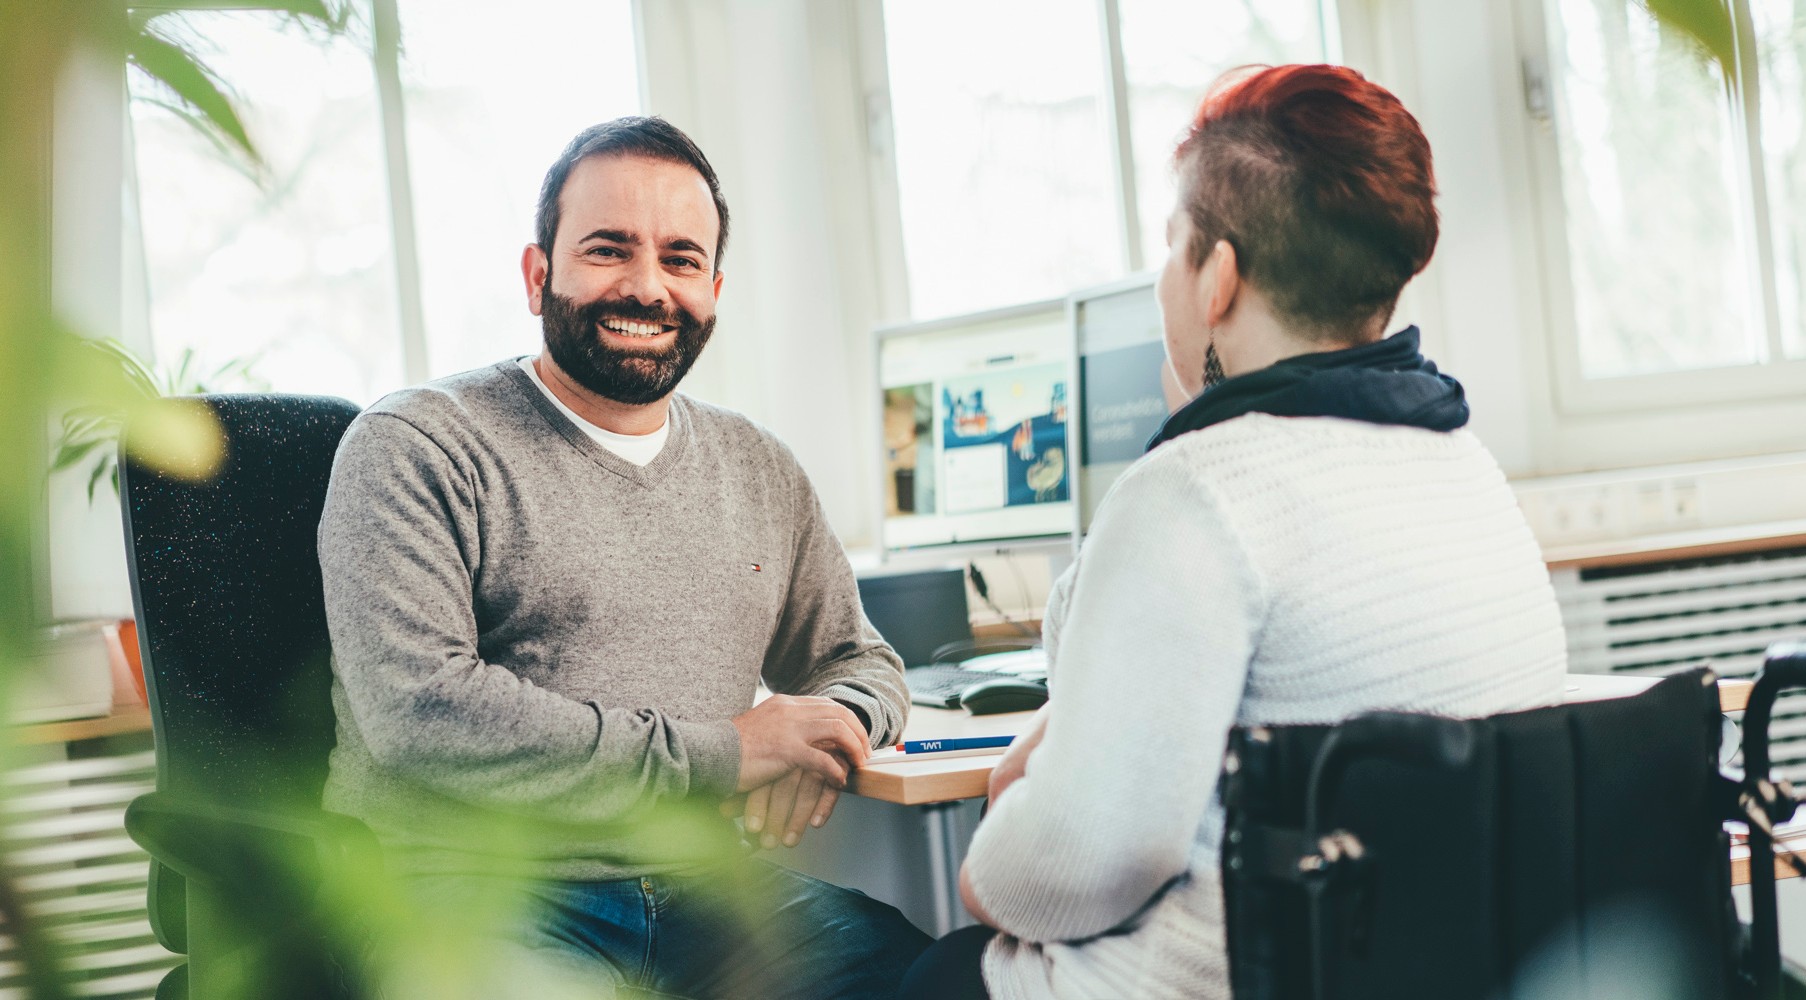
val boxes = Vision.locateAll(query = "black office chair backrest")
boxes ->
[1221,668,1744,1000]
[120,393,361,810]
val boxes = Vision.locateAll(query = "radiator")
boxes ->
[0,743,176,999]
[1553,544,1806,782]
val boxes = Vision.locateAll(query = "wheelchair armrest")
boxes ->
[125,791,381,892]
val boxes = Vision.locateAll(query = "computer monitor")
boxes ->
[855,567,972,668]
[876,300,1074,553]
[1072,274,1169,538]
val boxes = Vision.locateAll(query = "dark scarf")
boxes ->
[1146,326,1468,453]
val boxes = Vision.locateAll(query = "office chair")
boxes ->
[118,393,376,1000]
[1220,647,1806,1000]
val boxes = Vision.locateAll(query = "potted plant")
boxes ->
[48,338,266,706]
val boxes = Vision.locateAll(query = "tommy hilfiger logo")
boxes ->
[750,563,762,572]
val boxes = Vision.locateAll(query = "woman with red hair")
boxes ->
[899,65,1568,999]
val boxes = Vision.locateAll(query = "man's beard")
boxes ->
[539,281,715,406]
[1202,341,1227,391]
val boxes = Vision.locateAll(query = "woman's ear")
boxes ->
[1203,239,1240,327]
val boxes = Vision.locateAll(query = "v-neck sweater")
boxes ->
[317,361,908,879]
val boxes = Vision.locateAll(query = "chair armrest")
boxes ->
[125,791,381,893]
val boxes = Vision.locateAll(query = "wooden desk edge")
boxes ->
[11,705,153,746]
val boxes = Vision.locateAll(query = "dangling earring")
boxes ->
[1202,341,1226,390]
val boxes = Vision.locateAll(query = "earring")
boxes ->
[1203,342,1226,390]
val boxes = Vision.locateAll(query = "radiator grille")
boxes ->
[1553,544,1806,781]
[0,742,175,999]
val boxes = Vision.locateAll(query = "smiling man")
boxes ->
[317,117,927,998]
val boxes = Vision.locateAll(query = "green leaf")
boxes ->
[50,437,106,473]
[130,1,335,21]
[125,24,261,169]
[87,456,116,503]
[134,95,265,184]
[1639,0,1737,79]
[88,339,162,399]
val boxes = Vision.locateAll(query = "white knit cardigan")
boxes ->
[966,413,1570,999]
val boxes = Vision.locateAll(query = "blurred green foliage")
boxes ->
[1640,0,1739,78]
[52,341,267,503]
[0,0,1740,996]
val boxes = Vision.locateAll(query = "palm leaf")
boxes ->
[134,95,264,183]
[125,23,260,168]
[86,456,117,504]
[87,339,162,399]
[1640,0,1737,79]
[130,1,335,21]
[50,438,108,474]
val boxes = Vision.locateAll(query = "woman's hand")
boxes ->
[987,704,1052,802]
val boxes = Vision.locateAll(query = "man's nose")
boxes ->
[614,253,668,308]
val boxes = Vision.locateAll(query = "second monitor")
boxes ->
[1073,274,1169,539]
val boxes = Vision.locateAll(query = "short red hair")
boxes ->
[1174,64,1438,340]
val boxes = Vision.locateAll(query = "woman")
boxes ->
[899,64,1569,999]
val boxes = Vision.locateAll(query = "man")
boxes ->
[318,116,929,998]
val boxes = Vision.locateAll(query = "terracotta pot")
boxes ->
[112,617,148,707]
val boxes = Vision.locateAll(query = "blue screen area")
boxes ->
[1079,340,1169,466]
[939,364,1070,508]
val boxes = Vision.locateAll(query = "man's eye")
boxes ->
[587,246,623,257]
[666,257,699,269]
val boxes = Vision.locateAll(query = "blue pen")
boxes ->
[900,735,1016,754]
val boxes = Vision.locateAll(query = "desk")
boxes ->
[852,677,1765,932]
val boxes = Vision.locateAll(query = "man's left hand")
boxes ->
[721,769,843,849]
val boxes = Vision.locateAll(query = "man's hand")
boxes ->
[730,694,870,793]
[722,770,844,849]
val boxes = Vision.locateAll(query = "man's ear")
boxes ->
[522,243,549,316]
[712,267,725,302]
[1202,239,1240,328]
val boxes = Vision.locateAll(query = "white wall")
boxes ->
[633,0,1578,548]
[637,0,904,550]
[47,41,135,622]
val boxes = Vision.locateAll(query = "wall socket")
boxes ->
[1519,476,1704,546]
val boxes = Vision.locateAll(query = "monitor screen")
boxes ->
[878,302,1073,551]
[855,567,972,668]
[1075,278,1169,535]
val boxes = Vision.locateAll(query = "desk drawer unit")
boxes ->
[0,739,175,999]
[1553,544,1806,782]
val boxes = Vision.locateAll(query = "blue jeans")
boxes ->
[406,859,930,1000]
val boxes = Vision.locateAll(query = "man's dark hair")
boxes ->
[535,116,731,272]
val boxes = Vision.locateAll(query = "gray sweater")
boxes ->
[318,361,907,879]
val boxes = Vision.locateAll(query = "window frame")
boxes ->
[862,0,1347,322]
[1512,0,1806,421]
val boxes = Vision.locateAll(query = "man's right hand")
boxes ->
[729,694,870,792]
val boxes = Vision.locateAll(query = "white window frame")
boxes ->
[859,0,1350,323]
[1508,0,1806,464]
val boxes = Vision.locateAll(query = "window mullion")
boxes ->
[1097,0,1143,274]
[1727,0,1785,362]
[371,0,431,384]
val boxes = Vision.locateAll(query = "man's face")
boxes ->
[527,154,725,405]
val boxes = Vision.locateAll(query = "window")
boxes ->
[396,0,640,379]
[1529,0,1806,405]
[879,0,1328,320]
[131,12,405,404]
[881,0,1119,320]
[128,1,642,403]
[1117,0,1327,269]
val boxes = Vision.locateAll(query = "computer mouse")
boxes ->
[959,677,1048,715]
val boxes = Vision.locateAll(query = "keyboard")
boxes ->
[905,649,1049,708]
